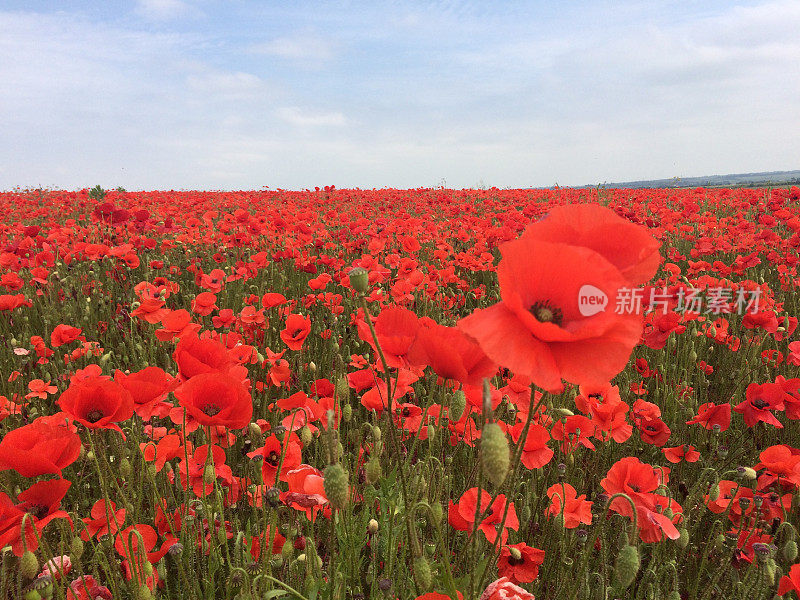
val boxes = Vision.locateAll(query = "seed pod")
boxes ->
[323,464,349,510]
[349,267,370,294]
[450,390,466,422]
[612,545,640,591]
[481,422,509,487]
[413,556,432,592]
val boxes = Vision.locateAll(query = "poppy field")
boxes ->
[1,185,799,600]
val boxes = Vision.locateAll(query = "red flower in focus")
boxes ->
[479,577,535,600]
[57,376,134,433]
[734,382,785,428]
[686,402,731,431]
[281,314,312,351]
[115,366,177,421]
[778,563,800,597]
[545,483,593,528]
[662,444,700,463]
[0,479,72,555]
[81,499,126,541]
[498,543,545,584]
[448,488,518,544]
[458,235,646,394]
[0,419,81,478]
[357,306,420,368]
[406,321,497,387]
[174,373,252,430]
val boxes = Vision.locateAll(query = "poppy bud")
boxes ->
[737,466,757,480]
[427,424,435,442]
[368,519,379,535]
[708,483,720,502]
[413,556,432,592]
[366,457,382,484]
[119,457,132,479]
[323,464,349,510]
[342,405,352,422]
[612,544,640,591]
[20,551,39,580]
[667,592,681,600]
[348,267,370,294]
[481,422,509,487]
[430,502,443,526]
[676,527,689,549]
[300,426,313,446]
[554,408,574,418]
[372,425,382,443]
[70,537,84,561]
[203,464,216,484]
[136,583,152,600]
[450,390,466,422]
[784,540,798,562]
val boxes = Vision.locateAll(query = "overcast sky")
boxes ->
[1,0,798,191]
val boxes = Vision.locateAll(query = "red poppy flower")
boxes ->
[0,419,81,477]
[498,543,545,584]
[406,321,497,387]
[174,373,252,430]
[57,375,134,433]
[686,402,731,431]
[357,306,420,368]
[734,382,785,428]
[0,479,72,555]
[637,416,671,446]
[778,563,800,597]
[520,203,661,285]
[458,236,644,393]
[662,444,700,463]
[545,483,593,528]
[115,366,177,421]
[81,499,126,541]
[50,324,84,347]
[281,313,312,351]
[191,291,218,316]
[448,488,518,544]
[172,333,246,381]
[282,464,328,518]
[506,422,553,470]
[114,523,174,582]
[155,309,200,342]
[178,444,234,497]
[67,576,112,600]
[247,432,303,485]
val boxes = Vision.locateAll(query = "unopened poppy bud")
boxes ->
[248,422,262,441]
[348,267,370,293]
[372,425,382,443]
[366,457,382,484]
[783,540,798,562]
[612,545,640,591]
[481,422,509,487]
[203,464,216,484]
[450,390,466,422]
[737,466,757,480]
[508,546,522,561]
[323,464,349,510]
[282,540,294,559]
[413,556,432,592]
[427,424,435,441]
[119,457,132,479]
[368,519,379,535]
[136,583,152,600]
[676,527,689,549]
[342,405,352,422]
[70,537,84,561]
[554,408,574,418]
[20,551,39,580]
[300,426,313,446]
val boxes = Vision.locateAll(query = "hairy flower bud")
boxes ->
[323,464,349,510]
[612,545,640,591]
[481,422,509,487]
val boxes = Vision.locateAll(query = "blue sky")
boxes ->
[1,0,798,190]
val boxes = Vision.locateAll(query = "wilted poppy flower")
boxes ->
[459,236,645,393]
[479,577,535,600]
[0,419,81,477]
[281,314,312,351]
[174,372,252,429]
[57,376,134,433]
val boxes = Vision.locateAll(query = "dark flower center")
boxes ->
[750,397,768,410]
[402,407,411,417]
[508,555,525,566]
[202,404,222,417]
[27,504,48,519]
[266,451,280,466]
[529,301,563,326]
[85,409,104,423]
[630,484,641,492]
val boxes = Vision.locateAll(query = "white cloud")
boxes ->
[248,32,336,63]
[135,0,193,21]
[276,107,347,127]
